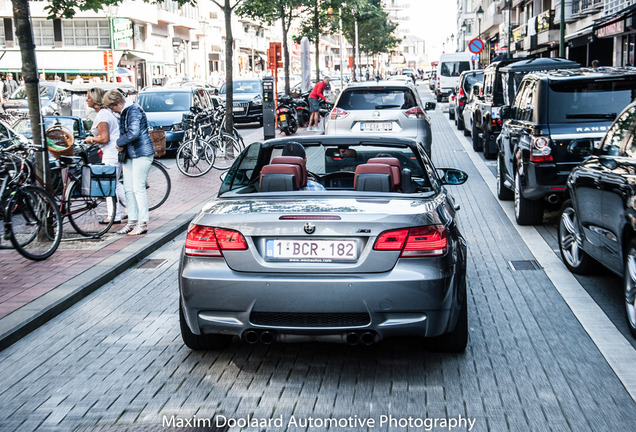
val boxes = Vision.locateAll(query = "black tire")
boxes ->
[472,121,482,151]
[623,239,636,338]
[65,181,115,237]
[449,107,455,120]
[483,129,496,159]
[514,170,544,225]
[558,200,593,274]
[147,161,171,211]
[436,93,442,102]
[457,116,464,131]
[7,186,62,261]
[496,154,513,201]
[176,139,215,178]
[427,290,468,353]
[180,301,233,350]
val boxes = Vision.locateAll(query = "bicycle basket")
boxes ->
[46,125,74,159]
[150,129,166,158]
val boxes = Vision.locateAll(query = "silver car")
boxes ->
[179,136,469,352]
[324,81,435,155]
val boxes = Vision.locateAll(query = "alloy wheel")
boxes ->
[559,207,583,268]
[625,248,636,335]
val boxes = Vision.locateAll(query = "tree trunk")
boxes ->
[12,0,48,186]
[281,5,291,95]
[224,0,234,134]
[314,0,320,83]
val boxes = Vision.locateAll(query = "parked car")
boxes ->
[3,81,72,117]
[557,100,636,337]
[138,86,215,151]
[436,52,474,102]
[179,135,469,352]
[219,79,263,125]
[387,75,416,86]
[0,119,28,148]
[473,57,579,159]
[497,68,636,225]
[325,81,435,155]
[428,70,437,91]
[453,69,483,131]
[462,82,483,149]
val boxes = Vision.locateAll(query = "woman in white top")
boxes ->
[84,87,126,224]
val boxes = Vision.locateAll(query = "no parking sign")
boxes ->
[468,38,485,54]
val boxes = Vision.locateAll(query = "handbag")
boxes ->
[118,150,127,163]
[79,164,117,197]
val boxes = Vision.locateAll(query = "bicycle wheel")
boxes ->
[65,180,115,237]
[7,186,62,261]
[147,161,171,211]
[232,127,245,149]
[211,133,242,171]
[176,138,215,177]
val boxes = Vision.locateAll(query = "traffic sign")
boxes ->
[468,38,485,54]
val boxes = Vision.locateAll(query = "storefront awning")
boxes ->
[120,50,164,65]
[0,49,124,73]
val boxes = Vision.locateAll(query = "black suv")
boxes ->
[558,100,636,337]
[473,57,578,159]
[497,68,636,225]
[219,79,263,126]
[453,69,483,132]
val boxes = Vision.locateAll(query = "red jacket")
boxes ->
[309,80,328,101]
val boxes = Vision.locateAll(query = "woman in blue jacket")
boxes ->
[103,89,154,236]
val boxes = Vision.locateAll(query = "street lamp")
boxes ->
[476,6,484,67]
[461,21,468,51]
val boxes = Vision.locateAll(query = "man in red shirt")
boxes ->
[307,76,330,131]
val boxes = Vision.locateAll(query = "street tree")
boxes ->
[236,0,304,95]
[13,0,193,185]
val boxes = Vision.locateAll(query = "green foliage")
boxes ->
[339,0,399,56]
[44,0,192,19]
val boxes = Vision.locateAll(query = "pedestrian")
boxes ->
[103,89,154,236]
[84,87,126,225]
[3,73,18,99]
[73,75,84,85]
[0,77,4,105]
[307,76,330,132]
[281,142,326,191]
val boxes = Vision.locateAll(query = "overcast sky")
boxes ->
[402,0,458,60]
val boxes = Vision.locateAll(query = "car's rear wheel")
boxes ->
[483,129,496,159]
[457,115,464,131]
[558,200,593,274]
[179,301,233,350]
[472,122,482,151]
[514,170,544,225]
[449,107,455,120]
[624,240,636,338]
[497,154,513,201]
[427,291,468,353]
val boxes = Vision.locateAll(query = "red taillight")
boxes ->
[330,107,349,119]
[185,225,247,256]
[403,106,424,119]
[373,226,448,257]
[529,136,553,163]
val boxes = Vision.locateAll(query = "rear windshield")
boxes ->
[11,84,56,101]
[138,92,191,112]
[462,73,483,92]
[441,62,471,77]
[336,88,417,110]
[548,79,636,123]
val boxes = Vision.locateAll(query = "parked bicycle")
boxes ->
[0,147,62,260]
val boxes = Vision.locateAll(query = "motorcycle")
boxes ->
[276,94,298,135]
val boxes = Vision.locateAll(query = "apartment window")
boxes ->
[63,20,110,47]
[32,19,54,46]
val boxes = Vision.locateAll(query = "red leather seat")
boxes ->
[260,164,301,191]
[367,157,401,189]
[271,156,307,188]
[354,163,392,192]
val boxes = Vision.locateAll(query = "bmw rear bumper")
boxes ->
[179,253,466,341]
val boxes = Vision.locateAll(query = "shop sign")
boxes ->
[112,18,133,49]
[596,20,625,38]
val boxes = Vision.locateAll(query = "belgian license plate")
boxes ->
[360,122,393,132]
[265,239,357,262]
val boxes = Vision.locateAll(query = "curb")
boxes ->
[0,200,206,351]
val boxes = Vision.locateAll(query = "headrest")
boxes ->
[271,156,307,188]
[354,163,393,191]
[260,164,301,190]
[367,157,401,187]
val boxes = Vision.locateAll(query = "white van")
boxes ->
[436,52,474,102]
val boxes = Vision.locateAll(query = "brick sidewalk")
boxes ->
[0,161,223,320]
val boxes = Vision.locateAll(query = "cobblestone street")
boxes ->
[0,86,635,432]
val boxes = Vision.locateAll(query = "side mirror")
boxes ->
[424,102,436,111]
[568,139,594,158]
[500,105,511,119]
[437,168,468,185]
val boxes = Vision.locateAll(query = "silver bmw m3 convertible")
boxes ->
[179,135,469,352]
